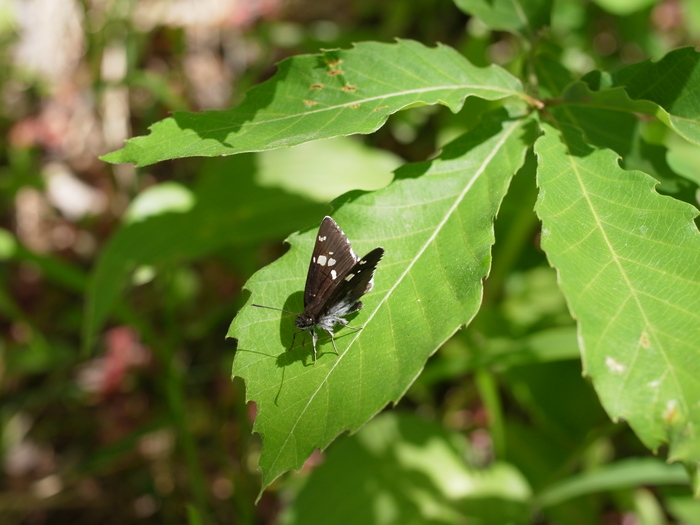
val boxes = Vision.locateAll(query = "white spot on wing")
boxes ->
[328,258,336,266]
[359,260,367,265]
[331,270,337,279]
[344,273,355,281]
[318,236,327,242]
[312,257,316,263]
[317,255,327,266]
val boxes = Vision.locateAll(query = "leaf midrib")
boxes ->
[145,84,520,152]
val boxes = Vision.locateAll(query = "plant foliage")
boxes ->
[100,0,700,519]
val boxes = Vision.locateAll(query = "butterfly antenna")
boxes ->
[251,304,298,316]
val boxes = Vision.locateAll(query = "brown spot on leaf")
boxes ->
[639,331,650,349]
[373,105,389,112]
[349,103,360,109]
[310,83,324,90]
[663,400,679,424]
[341,85,357,92]
[327,69,343,76]
[303,99,319,107]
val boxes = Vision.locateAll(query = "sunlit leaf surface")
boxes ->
[104,40,523,166]
[229,110,537,489]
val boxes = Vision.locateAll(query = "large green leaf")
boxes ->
[534,122,700,483]
[229,109,538,489]
[83,155,326,351]
[280,412,531,525]
[103,40,524,167]
[582,47,700,144]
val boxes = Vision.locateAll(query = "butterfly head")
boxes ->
[294,313,315,329]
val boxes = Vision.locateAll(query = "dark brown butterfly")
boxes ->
[254,216,384,364]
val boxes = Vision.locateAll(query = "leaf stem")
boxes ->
[475,369,505,458]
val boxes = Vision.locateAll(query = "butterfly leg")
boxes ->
[311,329,319,365]
[327,329,339,357]
[287,330,306,352]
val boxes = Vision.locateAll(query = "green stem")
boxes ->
[475,369,505,458]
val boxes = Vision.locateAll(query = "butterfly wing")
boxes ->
[321,247,384,317]
[303,216,359,313]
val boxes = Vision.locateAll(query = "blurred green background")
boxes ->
[1,0,700,523]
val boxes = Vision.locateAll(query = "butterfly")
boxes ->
[253,216,384,364]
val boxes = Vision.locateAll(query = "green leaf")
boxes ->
[534,123,700,471]
[592,0,659,16]
[537,457,688,508]
[553,82,698,200]
[558,82,659,155]
[623,137,699,203]
[83,155,326,351]
[123,181,195,223]
[533,53,575,99]
[256,136,400,202]
[103,40,524,167]
[454,0,553,36]
[582,47,700,144]
[280,412,531,525]
[484,327,581,368]
[666,492,700,524]
[418,326,581,387]
[667,133,700,186]
[229,109,538,490]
